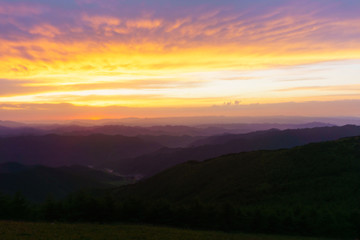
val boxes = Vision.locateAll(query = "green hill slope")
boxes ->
[113,136,360,237]
[118,136,360,206]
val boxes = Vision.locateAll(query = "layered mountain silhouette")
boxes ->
[0,122,333,138]
[0,134,162,167]
[1,125,360,178]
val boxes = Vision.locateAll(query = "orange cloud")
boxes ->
[29,24,61,38]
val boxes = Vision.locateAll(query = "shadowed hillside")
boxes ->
[116,136,360,205]
[106,136,360,237]
[110,125,360,177]
[0,162,130,202]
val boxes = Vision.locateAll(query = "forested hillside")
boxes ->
[1,136,360,238]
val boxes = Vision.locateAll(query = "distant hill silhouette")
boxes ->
[0,135,162,167]
[0,120,27,128]
[48,122,334,136]
[0,125,45,136]
[0,122,334,148]
[0,162,129,202]
[0,122,333,138]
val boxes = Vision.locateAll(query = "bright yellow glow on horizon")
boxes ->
[2,39,360,107]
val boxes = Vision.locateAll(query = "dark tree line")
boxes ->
[0,191,360,238]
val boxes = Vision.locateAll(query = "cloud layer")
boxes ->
[0,0,360,120]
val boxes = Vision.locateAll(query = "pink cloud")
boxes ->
[29,24,61,38]
[82,14,121,28]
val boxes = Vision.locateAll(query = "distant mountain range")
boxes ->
[0,121,334,138]
[1,125,360,178]
[0,162,130,202]
[0,135,162,167]
[0,121,336,149]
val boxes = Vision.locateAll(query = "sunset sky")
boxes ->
[1,0,360,121]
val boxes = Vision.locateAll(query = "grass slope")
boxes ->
[0,221,329,240]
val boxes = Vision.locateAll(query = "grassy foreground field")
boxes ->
[0,221,332,240]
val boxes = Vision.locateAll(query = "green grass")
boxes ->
[0,221,332,240]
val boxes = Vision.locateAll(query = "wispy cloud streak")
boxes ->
[0,0,360,119]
